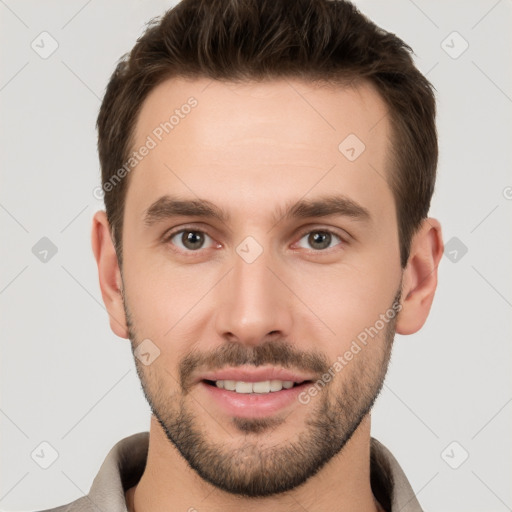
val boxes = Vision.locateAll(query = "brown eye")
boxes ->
[167,229,215,252]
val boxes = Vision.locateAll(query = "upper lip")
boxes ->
[196,366,316,384]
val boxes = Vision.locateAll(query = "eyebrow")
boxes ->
[143,194,371,228]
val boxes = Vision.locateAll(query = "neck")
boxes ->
[126,414,382,512]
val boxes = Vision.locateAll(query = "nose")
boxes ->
[214,244,293,347]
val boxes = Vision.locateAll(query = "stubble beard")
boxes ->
[123,289,400,498]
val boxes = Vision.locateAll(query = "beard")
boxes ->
[123,287,400,498]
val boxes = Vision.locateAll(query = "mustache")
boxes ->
[180,339,330,393]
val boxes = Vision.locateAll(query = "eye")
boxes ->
[165,229,218,252]
[295,229,344,251]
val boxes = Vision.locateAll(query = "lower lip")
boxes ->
[199,381,310,418]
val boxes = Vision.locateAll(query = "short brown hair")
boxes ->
[97,0,437,268]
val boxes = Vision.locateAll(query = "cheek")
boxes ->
[291,256,400,352]
[122,245,206,338]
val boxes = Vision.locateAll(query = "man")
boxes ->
[41,0,443,510]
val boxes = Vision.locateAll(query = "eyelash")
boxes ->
[162,225,348,255]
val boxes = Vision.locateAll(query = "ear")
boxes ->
[395,218,443,335]
[91,210,129,339]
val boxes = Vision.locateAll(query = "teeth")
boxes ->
[236,381,253,393]
[214,379,296,393]
[253,381,271,393]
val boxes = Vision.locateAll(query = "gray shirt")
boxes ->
[37,432,423,512]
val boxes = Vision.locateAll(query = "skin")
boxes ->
[92,77,443,512]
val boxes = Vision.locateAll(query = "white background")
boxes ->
[1,1,511,511]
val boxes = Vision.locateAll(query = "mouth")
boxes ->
[199,379,314,418]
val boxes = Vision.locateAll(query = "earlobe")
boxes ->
[395,218,444,335]
[91,210,129,339]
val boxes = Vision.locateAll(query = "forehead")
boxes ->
[125,76,394,227]
[133,76,390,153]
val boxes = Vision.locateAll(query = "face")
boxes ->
[120,77,403,497]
